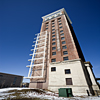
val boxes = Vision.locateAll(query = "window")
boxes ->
[59,26,62,29]
[51,58,56,62]
[13,77,17,85]
[65,69,71,74]
[58,18,61,22]
[61,33,64,36]
[52,20,55,22]
[52,32,55,34]
[52,35,55,38]
[52,52,56,55]
[58,20,61,22]
[52,23,55,25]
[59,23,62,25]
[62,41,66,44]
[60,30,63,33]
[46,28,48,30]
[62,45,67,49]
[52,25,55,27]
[63,51,68,55]
[52,38,55,41]
[46,22,49,24]
[52,42,56,45]
[46,23,49,26]
[63,56,69,61]
[52,29,55,31]
[52,47,56,50]
[58,18,61,20]
[52,21,55,25]
[66,78,73,85]
[51,67,56,71]
[61,37,65,40]
[0,75,3,77]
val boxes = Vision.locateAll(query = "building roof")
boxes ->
[0,72,23,77]
[42,8,72,24]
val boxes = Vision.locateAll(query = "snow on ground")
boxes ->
[0,87,29,92]
[0,87,100,100]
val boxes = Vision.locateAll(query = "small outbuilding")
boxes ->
[0,72,23,88]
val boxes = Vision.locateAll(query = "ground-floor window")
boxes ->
[65,69,71,74]
[66,78,73,85]
[51,67,56,72]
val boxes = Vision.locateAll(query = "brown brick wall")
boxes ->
[41,14,83,63]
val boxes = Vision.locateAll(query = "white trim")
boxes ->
[35,46,45,50]
[26,31,48,79]
[26,64,43,67]
[32,45,35,47]
[34,52,44,54]
[38,35,46,38]
[36,42,45,45]
[24,76,44,79]
[28,33,39,77]
[42,8,72,24]
[37,38,45,41]
[42,8,63,19]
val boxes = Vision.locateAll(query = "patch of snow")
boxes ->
[0,87,30,93]
[0,92,14,96]
[20,91,100,100]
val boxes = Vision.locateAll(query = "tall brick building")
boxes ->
[25,8,99,95]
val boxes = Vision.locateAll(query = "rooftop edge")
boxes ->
[42,8,72,24]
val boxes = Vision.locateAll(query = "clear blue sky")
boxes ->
[0,0,100,83]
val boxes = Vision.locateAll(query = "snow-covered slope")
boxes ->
[0,88,100,100]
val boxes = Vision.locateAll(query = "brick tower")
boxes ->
[25,8,99,95]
